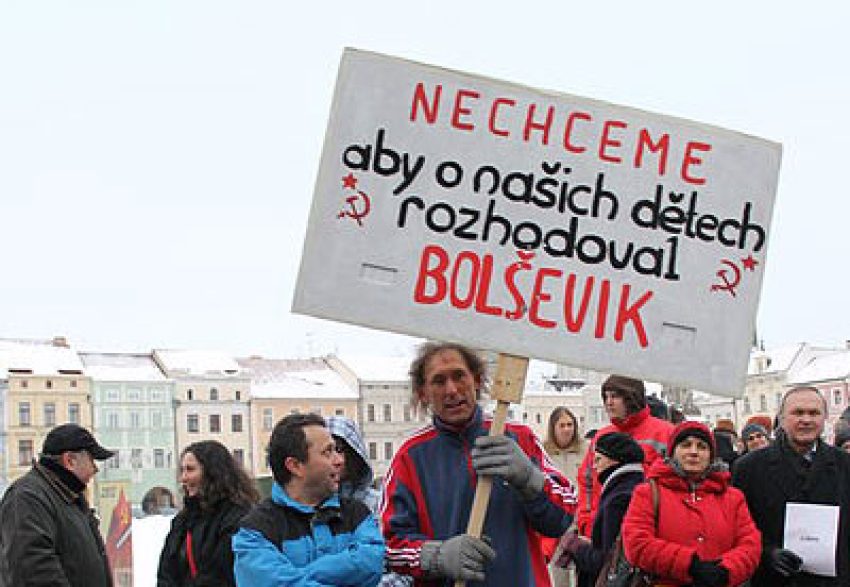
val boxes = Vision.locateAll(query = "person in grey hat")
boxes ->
[0,423,115,587]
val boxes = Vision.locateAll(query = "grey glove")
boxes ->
[768,547,803,577]
[471,434,545,499]
[420,535,496,582]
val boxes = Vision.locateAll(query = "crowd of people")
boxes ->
[1,341,849,586]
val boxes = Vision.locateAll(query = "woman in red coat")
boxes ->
[622,421,761,587]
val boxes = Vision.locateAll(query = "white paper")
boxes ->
[784,502,839,577]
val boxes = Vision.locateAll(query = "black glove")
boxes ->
[767,547,803,577]
[689,556,729,587]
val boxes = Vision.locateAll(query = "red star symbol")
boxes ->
[741,255,758,271]
[342,173,357,190]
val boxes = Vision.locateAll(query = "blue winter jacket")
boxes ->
[232,483,385,587]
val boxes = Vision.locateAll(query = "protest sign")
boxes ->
[293,48,782,396]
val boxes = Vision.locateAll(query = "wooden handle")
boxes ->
[454,354,528,587]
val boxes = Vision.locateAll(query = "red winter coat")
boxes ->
[622,459,761,587]
[576,407,673,535]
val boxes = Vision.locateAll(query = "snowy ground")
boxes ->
[132,515,173,587]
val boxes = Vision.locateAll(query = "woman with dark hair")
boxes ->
[622,421,761,587]
[157,440,259,586]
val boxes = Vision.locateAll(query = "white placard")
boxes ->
[784,502,839,577]
[293,48,782,396]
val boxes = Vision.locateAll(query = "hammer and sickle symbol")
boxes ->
[337,190,371,227]
[710,259,741,297]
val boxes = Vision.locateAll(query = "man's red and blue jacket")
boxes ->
[381,406,577,586]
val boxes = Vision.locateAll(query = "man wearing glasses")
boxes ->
[0,423,115,587]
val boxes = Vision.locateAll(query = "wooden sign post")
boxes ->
[454,353,528,587]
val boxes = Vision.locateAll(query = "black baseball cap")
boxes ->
[42,424,115,460]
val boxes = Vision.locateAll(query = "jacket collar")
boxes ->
[33,460,82,505]
[272,482,341,514]
[433,404,483,439]
[611,406,650,431]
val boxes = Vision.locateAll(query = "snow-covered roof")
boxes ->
[335,355,412,382]
[237,357,358,400]
[153,349,242,377]
[80,352,167,382]
[0,338,84,375]
[789,350,850,385]
[748,344,806,375]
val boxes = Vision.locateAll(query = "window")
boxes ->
[187,414,199,433]
[263,408,273,431]
[131,448,143,468]
[44,403,56,427]
[18,440,34,465]
[383,404,392,422]
[759,394,767,412]
[101,487,117,499]
[235,390,241,401]
[68,403,80,424]
[384,441,393,460]
[368,442,377,460]
[187,389,194,400]
[335,408,345,416]
[129,411,142,429]
[310,407,322,416]
[522,412,528,422]
[127,388,141,401]
[232,414,243,433]
[151,411,163,428]
[210,388,219,401]
[743,396,751,414]
[404,405,411,422]
[367,404,376,422]
[775,392,782,409]
[233,449,245,466]
[19,402,31,426]
[106,411,119,429]
[151,388,164,401]
[20,379,28,389]
[106,389,120,402]
[106,450,120,470]
[45,380,53,389]
[834,388,842,406]
[70,379,77,388]
[154,449,165,468]
[535,413,542,424]
[209,414,221,433]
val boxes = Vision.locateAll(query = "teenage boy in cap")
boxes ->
[575,375,673,536]
[0,423,115,587]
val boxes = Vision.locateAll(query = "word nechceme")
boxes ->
[409,82,713,186]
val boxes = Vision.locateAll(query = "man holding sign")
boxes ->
[380,342,576,586]
[733,386,850,586]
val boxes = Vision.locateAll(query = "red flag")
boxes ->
[105,488,133,585]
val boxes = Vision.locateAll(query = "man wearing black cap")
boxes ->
[0,423,115,587]
[575,374,673,536]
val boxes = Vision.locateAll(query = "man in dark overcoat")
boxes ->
[733,386,850,587]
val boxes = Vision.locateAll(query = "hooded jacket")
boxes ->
[382,405,576,586]
[327,416,381,512]
[576,406,673,535]
[622,422,761,587]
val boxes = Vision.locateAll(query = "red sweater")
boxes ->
[622,460,761,586]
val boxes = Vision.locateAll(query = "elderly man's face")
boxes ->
[781,390,826,452]
[417,349,480,426]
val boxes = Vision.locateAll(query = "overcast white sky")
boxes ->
[1,1,848,359]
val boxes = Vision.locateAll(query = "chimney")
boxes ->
[52,336,69,348]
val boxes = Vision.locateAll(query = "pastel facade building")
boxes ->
[238,356,358,480]
[153,349,252,474]
[81,351,178,518]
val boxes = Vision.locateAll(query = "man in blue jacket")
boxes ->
[233,413,385,586]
